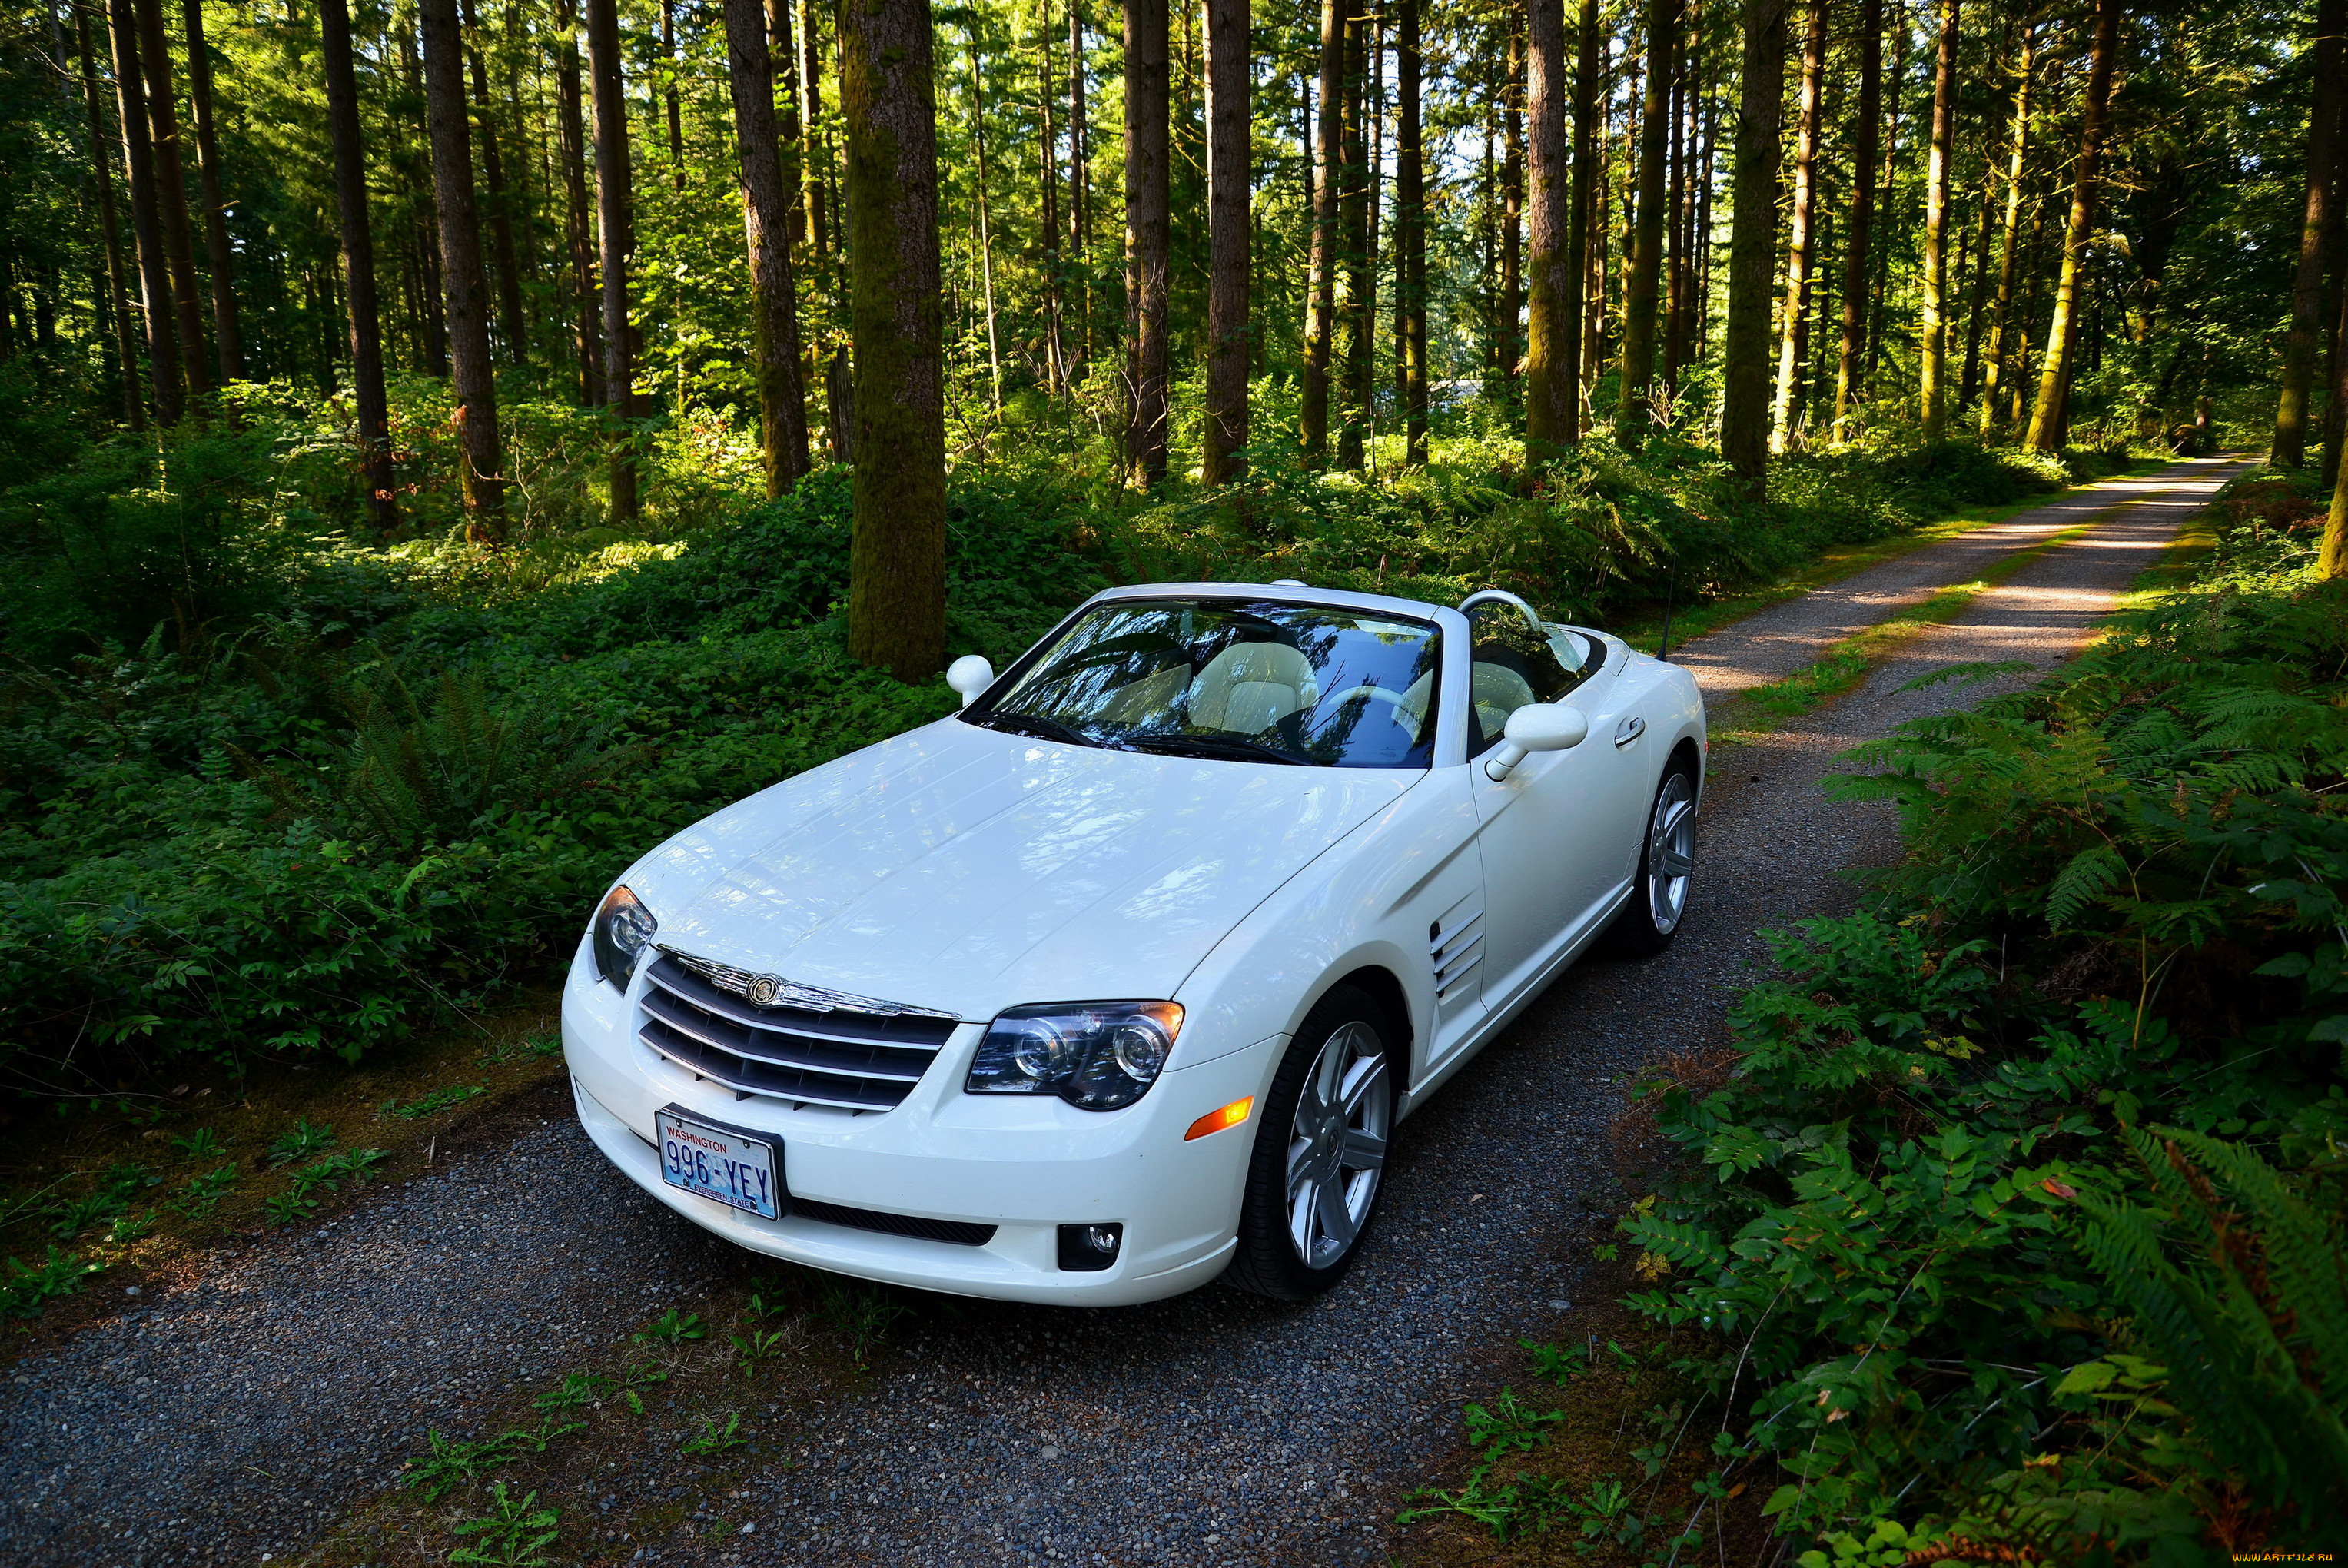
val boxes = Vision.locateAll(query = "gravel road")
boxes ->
[0,455,2245,1568]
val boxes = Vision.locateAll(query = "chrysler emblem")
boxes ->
[746,974,782,1007]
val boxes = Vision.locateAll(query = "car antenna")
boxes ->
[1654,560,1677,663]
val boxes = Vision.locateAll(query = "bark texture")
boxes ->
[1201,0,1250,483]
[1521,0,1573,463]
[1122,0,1171,486]
[181,0,241,381]
[2024,0,2118,452]
[1616,0,1677,442]
[1771,0,1825,450]
[839,0,946,677]
[320,0,396,528]
[133,0,206,397]
[722,0,809,497]
[586,0,639,518]
[109,0,178,420]
[420,0,505,527]
[2273,0,2344,466]
[1560,0,1600,437]
[1719,0,1790,493]
[1918,0,1960,441]
[462,0,527,364]
[77,4,143,427]
[1300,0,1341,455]
[1396,0,1427,466]
[554,0,603,404]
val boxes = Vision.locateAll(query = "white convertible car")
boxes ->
[563,582,1704,1305]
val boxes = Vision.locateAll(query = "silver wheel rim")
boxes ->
[1646,772,1696,933]
[1285,1021,1390,1271]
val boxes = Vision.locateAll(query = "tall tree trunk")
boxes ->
[78,3,144,427]
[1719,0,1789,493]
[662,0,686,190]
[420,0,506,530]
[133,0,207,398]
[966,28,1004,417]
[2024,0,2117,452]
[1068,1,1089,383]
[321,0,396,529]
[1335,5,1368,468]
[555,0,603,404]
[1616,0,1676,443]
[107,0,180,422]
[1201,0,1250,483]
[1769,0,1824,451]
[1560,0,1600,439]
[1300,0,1341,456]
[722,0,808,497]
[181,0,240,381]
[1522,0,1573,462]
[1395,0,1426,467]
[461,0,526,364]
[1981,21,2037,441]
[1038,31,1063,394]
[1918,0,1959,441]
[586,0,641,519]
[839,0,946,674]
[1957,153,1998,407]
[1500,18,1524,384]
[769,0,804,246]
[802,2,830,261]
[2273,0,2344,467]
[1662,15,1688,400]
[1124,0,1171,485]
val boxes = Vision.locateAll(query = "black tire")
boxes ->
[1606,760,1699,958]
[1224,985,1397,1302]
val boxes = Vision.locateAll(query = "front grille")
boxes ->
[637,952,958,1113]
[789,1198,997,1247]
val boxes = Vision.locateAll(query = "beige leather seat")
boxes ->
[1190,643,1318,734]
[1471,661,1538,739]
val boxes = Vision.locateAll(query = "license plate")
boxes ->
[656,1107,781,1221]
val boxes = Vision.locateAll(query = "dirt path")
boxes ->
[0,456,2247,1568]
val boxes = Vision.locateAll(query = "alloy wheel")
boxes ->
[1646,771,1696,933]
[1284,1021,1390,1270]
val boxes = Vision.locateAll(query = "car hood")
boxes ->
[629,717,1418,1015]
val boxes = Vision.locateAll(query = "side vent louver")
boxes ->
[1430,898,1484,1005]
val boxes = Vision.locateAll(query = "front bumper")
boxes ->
[560,938,1274,1306]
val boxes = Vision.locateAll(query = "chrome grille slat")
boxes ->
[636,953,953,1111]
[639,988,932,1082]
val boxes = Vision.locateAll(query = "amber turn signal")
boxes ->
[1184,1096,1254,1141]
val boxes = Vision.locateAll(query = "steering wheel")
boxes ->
[1321,684,1410,712]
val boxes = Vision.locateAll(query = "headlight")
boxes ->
[591,885,658,988]
[965,1002,1183,1111]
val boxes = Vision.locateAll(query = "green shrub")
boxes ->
[1618,517,2347,1560]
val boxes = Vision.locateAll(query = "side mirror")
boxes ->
[945,654,995,709]
[1483,703,1588,781]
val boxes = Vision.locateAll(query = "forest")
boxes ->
[0,0,2344,1558]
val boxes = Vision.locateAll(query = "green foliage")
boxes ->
[266,1120,336,1165]
[681,1411,747,1457]
[633,1308,706,1344]
[449,1484,561,1568]
[0,1244,103,1318]
[381,1084,489,1120]
[1619,513,2348,1560]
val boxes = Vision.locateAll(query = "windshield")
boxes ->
[970,599,1443,769]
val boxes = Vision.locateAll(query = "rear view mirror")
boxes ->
[1483,703,1589,781]
[946,654,995,709]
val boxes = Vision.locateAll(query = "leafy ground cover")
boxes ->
[1403,466,2346,1565]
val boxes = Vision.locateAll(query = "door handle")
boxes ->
[1612,715,1646,749]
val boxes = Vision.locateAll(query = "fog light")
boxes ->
[1056,1221,1123,1272]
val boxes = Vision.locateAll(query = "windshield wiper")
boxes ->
[971,711,1100,749]
[1118,733,1310,766]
